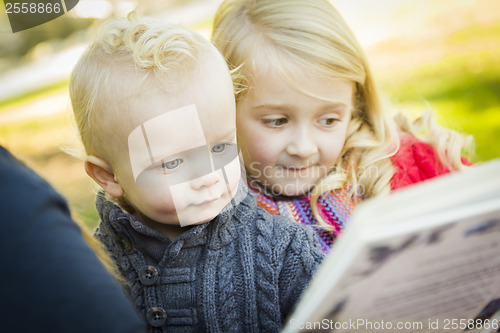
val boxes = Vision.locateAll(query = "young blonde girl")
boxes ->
[211,0,471,252]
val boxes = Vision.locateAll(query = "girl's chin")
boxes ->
[247,175,317,197]
[266,182,314,198]
[281,188,312,197]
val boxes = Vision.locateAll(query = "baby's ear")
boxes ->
[84,156,124,198]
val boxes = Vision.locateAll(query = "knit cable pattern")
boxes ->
[94,184,324,332]
[255,214,281,332]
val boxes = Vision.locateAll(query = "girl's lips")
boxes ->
[278,165,314,171]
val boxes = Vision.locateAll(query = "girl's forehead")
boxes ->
[249,50,325,89]
[249,59,354,102]
[245,37,364,87]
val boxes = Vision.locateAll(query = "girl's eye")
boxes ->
[263,118,288,127]
[319,118,338,127]
[161,158,182,170]
[212,143,228,153]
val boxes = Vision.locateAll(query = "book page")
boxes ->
[285,202,500,333]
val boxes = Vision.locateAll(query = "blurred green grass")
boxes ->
[0,79,69,112]
[376,20,500,162]
[0,109,101,229]
[380,49,500,162]
[1,20,499,231]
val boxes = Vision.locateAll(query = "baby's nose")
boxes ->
[190,171,220,190]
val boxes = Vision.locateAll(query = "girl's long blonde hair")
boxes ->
[212,0,472,231]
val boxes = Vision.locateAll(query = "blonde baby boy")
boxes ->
[69,14,323,332]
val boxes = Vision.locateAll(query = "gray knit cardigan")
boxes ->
[95,184,324,332]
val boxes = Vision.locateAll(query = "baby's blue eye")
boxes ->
[212,143,228,153]
[162,158,182,170]
[263,118,288,127]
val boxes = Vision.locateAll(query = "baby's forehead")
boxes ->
[126,103,237,182]
[102,48,235,152]
[131,104,206,153]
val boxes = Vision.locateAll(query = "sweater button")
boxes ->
[139,265,159,285]
[146,307,167,327]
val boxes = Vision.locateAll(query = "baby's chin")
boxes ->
[180,216,214,227]
[177,193,235,227]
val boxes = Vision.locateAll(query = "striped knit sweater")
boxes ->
[95,183,324,332]
[252,188,353,253]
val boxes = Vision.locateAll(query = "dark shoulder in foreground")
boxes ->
[0,146,146,333]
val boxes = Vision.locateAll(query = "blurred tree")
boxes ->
[0,7,94,65]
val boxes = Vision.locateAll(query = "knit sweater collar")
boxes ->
[96,181,254,259]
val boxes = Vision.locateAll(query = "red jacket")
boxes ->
[390,134,469,190]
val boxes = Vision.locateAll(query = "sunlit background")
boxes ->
[1,0,499,230]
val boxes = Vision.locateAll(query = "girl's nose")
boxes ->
[285,126,318,159]
[190,170,220,190]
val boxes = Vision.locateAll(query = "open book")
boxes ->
[283,159,500,333]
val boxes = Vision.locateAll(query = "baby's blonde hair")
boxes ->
[70,13,216,163]
[212,0,471,230]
